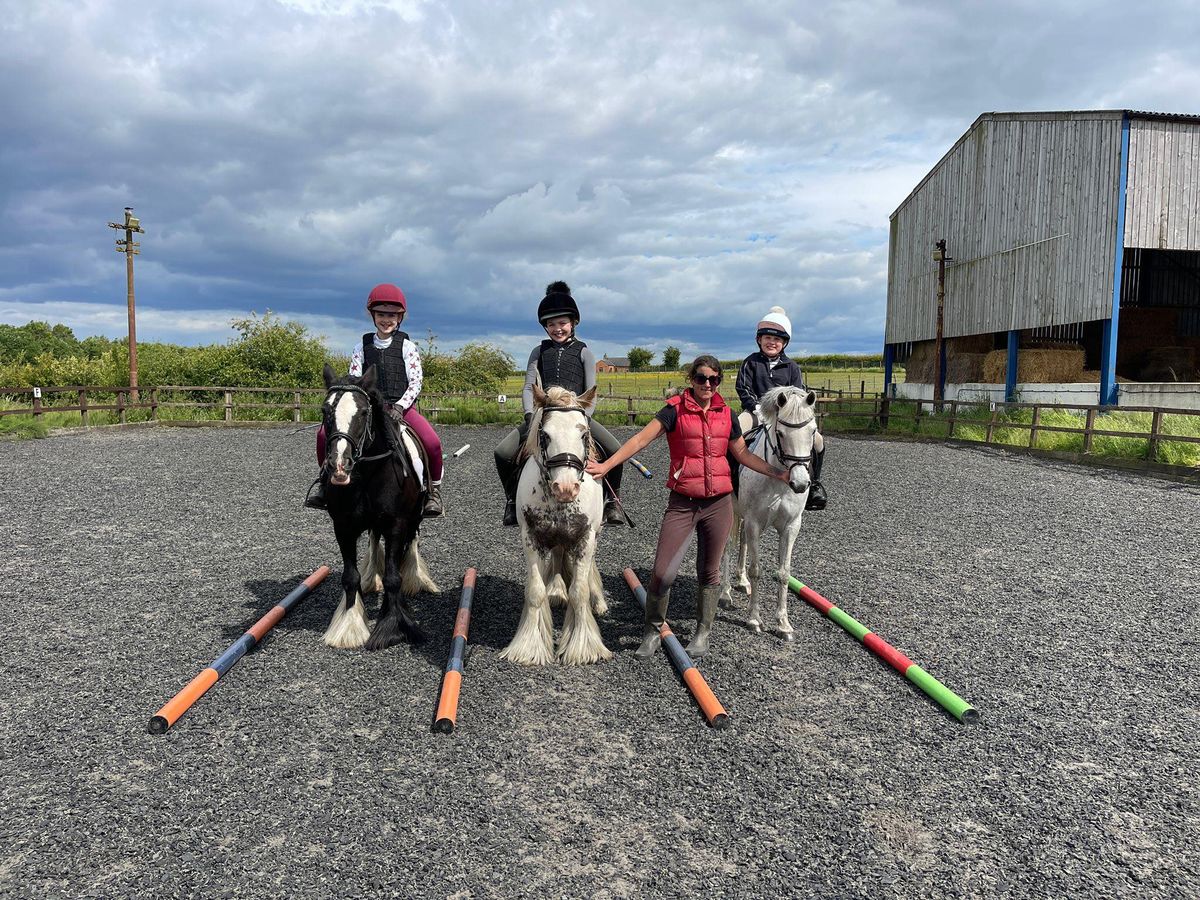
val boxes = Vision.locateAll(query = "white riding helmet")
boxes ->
[756,306,792,344]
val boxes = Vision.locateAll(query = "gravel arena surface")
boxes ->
[1,424,1198,899]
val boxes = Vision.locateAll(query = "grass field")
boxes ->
[502,368,900,399]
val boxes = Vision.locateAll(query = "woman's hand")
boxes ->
[586,459,609,479]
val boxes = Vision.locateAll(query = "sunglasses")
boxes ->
[692,374,721,386]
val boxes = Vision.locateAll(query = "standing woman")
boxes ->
[587,355,801,658]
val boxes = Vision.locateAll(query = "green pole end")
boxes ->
[905,664,977,723]
[826,605,871,642]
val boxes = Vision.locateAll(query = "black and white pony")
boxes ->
[720,385,816,639]
[318,362,439,650]
[499,385,611,665]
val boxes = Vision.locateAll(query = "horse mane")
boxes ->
[520,386,596,462]
[759,385,814,426]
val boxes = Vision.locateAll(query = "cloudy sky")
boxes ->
[2,1,1198,362]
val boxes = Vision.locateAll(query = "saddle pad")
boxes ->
[400,427,425,487]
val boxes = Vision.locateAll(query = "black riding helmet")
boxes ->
[537,281,580,325]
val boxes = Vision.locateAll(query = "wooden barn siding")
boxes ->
[886,114,1124,344]
[1125,119,1200,251]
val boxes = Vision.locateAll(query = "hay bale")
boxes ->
[904,341,937,384]
[982,348,1085,384]
[945,352,987,384]
[1140,347,1197,382]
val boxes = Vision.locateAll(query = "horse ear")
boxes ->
[579,386,597,412]
[361,364,378,393]
[777,392,788,409]
[323,362,337,388]
[532,384,547,408]
[805,390,816,407]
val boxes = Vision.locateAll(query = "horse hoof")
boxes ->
[779,631,795,643]
[719,595,734,610]
[748,622,762,634]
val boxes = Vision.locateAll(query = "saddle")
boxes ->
[384,406,430,494]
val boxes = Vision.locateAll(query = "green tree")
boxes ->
[220,311,330,387]
[0,321,82,363]
[628,346,653,370]
[662,346,681,370]
[420,331,515,394]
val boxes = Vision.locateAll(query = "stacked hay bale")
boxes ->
[982,347,1085,383]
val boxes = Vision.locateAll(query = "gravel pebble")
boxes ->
[0,425,1197,899]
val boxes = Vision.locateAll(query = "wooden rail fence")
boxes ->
[3,386,1198,465]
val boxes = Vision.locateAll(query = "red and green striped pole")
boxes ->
[434,568,476,734]
[623,568,728,728]
[784,575,978,724]
[149,565,330,734]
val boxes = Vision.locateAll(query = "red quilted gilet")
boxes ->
[665,389,734,498]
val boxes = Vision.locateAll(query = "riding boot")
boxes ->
[806,447,827,510]
[603,497,624,526]
[304,479,327,510]
[422,481,444,517]
[686,584,720,659]
[497,453,520,526]
[634,590,670,659]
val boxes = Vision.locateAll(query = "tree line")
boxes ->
[0,315,516,395]
[613,344,885,371]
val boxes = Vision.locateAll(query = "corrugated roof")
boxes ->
[890,109,1200,217]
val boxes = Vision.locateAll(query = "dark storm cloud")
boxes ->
[1,0,1197,358]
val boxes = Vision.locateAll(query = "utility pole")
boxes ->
[108,208,144,399]
[933,239,950,411]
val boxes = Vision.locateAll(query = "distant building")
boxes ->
[886,109,1200,408]
[597,357,631,373]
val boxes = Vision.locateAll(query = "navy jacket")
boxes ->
[735,351,805,413]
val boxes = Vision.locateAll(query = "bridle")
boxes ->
[766,407,815,479]
[323,385,392,473]
[533,406,592,485]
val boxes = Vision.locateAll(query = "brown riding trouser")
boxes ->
[648,492,735,595]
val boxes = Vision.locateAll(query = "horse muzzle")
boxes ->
[550,478,582,503]
[788,464,811,495]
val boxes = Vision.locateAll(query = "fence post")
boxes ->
[224,390,233,423]
[626,397,635,426]
[985,406,997,443]
[32,389,43,418]
[860,380,865,398]
[1083,408,1097,453]
[1147,409,1163,461]
[79,389,88,426]
[1029,405,1040,449]
[947,400,957,439]
[150,388,159,422]
[293,391,302,423]
[118,390,127,425]
[914,399,922,434]
[879,395,890,429]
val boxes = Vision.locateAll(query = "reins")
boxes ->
[323,385,394,470]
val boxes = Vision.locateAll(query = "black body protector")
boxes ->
[536,337,588,394]
[362,331,410,403]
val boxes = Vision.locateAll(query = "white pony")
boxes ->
[720,385,817,639]
[499,385,611,666]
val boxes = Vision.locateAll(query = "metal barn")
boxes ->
[884,110,1200,406]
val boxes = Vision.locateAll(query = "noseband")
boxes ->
[324,385,387,469]
[767,410,815,477]
[534,406,591,484]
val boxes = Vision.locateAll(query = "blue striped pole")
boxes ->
[149,566,330,734]
[623,568,728,728]
[434,568,476,734]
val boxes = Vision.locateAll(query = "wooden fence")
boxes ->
[3,386,1198,465]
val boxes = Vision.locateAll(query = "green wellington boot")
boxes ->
[686,584,720,659]
[634,590,670,659]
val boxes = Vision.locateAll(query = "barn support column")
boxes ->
[1005,331,1019,402]
[1100,114,1131,407]
[883,344,895,397]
